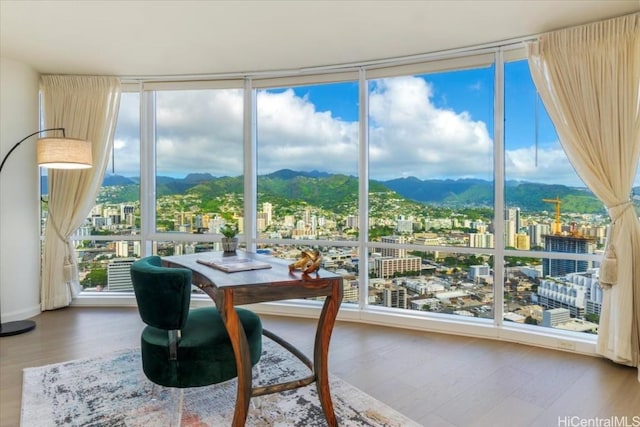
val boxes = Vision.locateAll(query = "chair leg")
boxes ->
[150,382,158,400]
[250,361,263,412]
[173,388,185,426]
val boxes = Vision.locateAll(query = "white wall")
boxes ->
[0,57,41,322]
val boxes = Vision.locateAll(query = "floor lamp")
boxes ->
[0,128,92,337]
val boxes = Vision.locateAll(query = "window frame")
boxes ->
[68,45,605,355]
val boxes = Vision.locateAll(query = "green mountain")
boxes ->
[96,170,630,215]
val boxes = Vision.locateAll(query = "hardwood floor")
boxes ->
[1,307,638,426]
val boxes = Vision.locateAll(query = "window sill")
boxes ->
[71,292,598,357]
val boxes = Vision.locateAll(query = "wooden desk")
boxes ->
[162,252,343,427]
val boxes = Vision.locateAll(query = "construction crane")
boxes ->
[542,197,562,234]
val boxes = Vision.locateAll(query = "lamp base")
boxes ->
[0,320,36,337]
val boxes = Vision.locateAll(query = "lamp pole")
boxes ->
[0,128,64,337]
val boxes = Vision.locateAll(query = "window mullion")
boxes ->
[359,68,370,311]
[140,88,156,256]
[493,49,506,328]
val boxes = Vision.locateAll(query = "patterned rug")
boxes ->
[21,338,421,426]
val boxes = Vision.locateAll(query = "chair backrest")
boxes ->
[130,256,192,331]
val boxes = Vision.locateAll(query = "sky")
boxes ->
[111,60,639,188]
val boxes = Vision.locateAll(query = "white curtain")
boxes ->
[40,76,121,310]
[527,14,640,378]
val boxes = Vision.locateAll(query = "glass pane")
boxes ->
[504,59,607,335]
[504,255,599,334]
[504,59,608,251]
[256,82,359,241]
[73,239,141,292]
[42,92,142,236]
[56,93,142,295]
[155,89,244,234]
[368,67,495,249]
[153,240,246,257]
[366,66,495,317]
[369,249,494,318]
[254,243,359,306]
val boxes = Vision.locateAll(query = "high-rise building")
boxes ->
[380,235,407,258]
[107,258,135,291]
[528,223,550,248]
[262,202,273,225]
[543,234,596,277]
[505,207,521,231]
[515,233,530,250]
[257,212,268,231]
[382,286,407,309]
[469,232,494,248]
[505,219,516,248]
[115,241,129,257]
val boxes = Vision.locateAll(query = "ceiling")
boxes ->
[1,0,638,78]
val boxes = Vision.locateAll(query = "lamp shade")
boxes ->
[37,137,92,169]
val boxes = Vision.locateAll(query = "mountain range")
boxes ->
[42,169,640,214]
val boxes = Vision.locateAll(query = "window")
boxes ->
[366,60,495,317]
[255,81,359,242]
[73,91,141,293]
[63,46,637,347]
[503,58,605,334]
[154,88,244,236]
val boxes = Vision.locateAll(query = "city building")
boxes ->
[382,286,407,309]
[106,258,135,291]
[528,223,551,248]
[396,216,413,233]
[379,236,408,258]
[409,298,440,311]
[542,234,597,277]
[514,233,530,250]
[2,5,637,425]
[469,265,491,282]
[542,308,571,327]
[469,232,494,249]
[566,269,603,317]
[373,256,421,279]
[538,278,587,317]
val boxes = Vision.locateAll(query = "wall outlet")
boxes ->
[558,340,576,351]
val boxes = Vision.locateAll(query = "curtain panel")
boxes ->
[40,76,121,310]
[527,14,640,378]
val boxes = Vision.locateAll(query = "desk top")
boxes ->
[163,251,342,291]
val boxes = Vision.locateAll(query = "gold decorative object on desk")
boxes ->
[289,249,322,276]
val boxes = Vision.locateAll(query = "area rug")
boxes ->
[21,338,421,426]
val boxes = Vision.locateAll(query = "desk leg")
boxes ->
[314,282,342,427]
[219,291,253,427]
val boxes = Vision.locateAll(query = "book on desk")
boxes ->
[196,256,273,273]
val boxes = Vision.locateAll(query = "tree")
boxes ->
[81,268,107,289]
[585,313,600,324]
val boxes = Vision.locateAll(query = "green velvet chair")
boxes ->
[130,256,263,388]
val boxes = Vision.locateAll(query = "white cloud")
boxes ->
[155,89,245,177]
[255,89,358,175]
[108,78,628,187]
[368,76,493,181]
[505,145,584,185]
